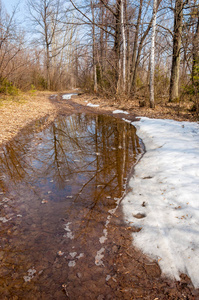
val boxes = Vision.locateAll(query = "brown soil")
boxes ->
[0,91,199,299]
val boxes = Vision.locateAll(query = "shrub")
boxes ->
[0,79,19,96]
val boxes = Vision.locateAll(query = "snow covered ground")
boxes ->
[122,117,199,288]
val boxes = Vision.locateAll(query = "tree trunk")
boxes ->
[149,0,157,109]
[91,0,98,93]
[46,43,51,90]
[128,0,143,94]
[121,0,126,92]
[125,0,130,91]
[115,0,121,94]
[131,19,152,93]
[169,0,183,102]
[192,13,199,83]
[129,0,161,94]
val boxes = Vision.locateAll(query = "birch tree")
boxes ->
[128,0,143,94]
[121,0,126,92]
[149,0,157,108]
[91,0,98,93]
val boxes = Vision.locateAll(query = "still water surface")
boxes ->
[0,113,142,299]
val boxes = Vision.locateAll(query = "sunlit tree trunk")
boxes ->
[131,19,152,93]
[121,0,126,92]
[91,0,98,93]
[125,0,130,92]
[130,0,161,94]
[128,0,143,94]
[149,0,157,109]
[115,0,121,94]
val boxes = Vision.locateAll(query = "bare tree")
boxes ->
[192,7,199,83]
[0,1,25,87]
[169,0,184,102]
[91,0,98,93]
[149,0,157,108]
[121,0,126,92]
[128,0,143,94]
[27,0,75,90]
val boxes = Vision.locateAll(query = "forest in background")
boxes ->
[0,0,198,111]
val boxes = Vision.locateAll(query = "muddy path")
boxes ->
[0,93,198,300]
[49,93,138,123]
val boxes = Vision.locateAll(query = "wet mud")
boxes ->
[0,96,198,299]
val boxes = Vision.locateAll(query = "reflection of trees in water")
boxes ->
[0,117,47,192]
[0,114,142,207]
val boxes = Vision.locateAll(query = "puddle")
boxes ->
[0,113,143,299]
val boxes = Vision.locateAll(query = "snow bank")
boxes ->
[122,117,199,288]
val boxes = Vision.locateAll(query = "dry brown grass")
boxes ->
[0,91,58,146]
[74,93,197,122]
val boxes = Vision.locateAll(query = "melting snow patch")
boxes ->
[123,117,199,288]
[122,118,131,123]
[0,217,11,223]
[63,222,74,239]
[95,248,105,266]
[70,252,77,258]
[106,275,111,281]
[65,232,74,239]
[99,197,123,244]
[77,253,84,259]
[99,229,108,244]
[62,94,77,100]
[87,103,99,107]
[23,267,36,282]
[68,261,76,267]
[113,110,129,115]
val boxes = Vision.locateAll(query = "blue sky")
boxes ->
[3,0,25,15]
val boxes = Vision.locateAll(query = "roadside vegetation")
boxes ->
[0,0,198,120]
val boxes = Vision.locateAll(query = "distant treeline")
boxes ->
[0,0,198,109]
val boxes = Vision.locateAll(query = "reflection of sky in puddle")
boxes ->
[0,113,143,299]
